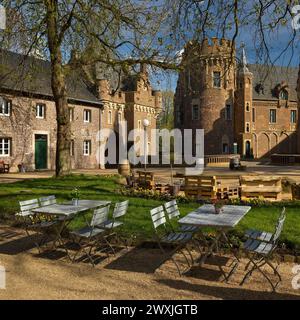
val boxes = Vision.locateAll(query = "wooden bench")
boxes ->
[0,161,10,173]
[240,176,282,201]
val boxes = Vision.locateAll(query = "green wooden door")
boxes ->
[35,135,47,170]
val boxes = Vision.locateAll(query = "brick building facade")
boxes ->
[0,50,161,172]
[174,38,299,159]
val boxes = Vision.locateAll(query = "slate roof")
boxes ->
[0,49,102,105]
[248,64,298,102]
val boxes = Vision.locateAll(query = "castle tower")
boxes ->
[175,38,236,155]
[235,47,254,158]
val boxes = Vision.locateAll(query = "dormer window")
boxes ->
[279,89,288,100]
[255,83,264,95]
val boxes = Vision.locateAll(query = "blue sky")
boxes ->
[151,0,300,92]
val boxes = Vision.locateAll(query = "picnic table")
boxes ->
[179,204,251,280]
[31,200,111,257]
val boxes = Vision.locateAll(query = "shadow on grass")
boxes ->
[156,278,300,300]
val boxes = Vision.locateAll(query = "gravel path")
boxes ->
[0,227,300,300]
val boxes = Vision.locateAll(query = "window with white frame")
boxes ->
[270,109,277,123]
[84,109,91,123]
[0,98,11,116]
[108,111,112,124]
[36,103,46,119]
[70,140,75,156]
[0,138,11,156]
[291,110,297,124]
[83,140,91,156]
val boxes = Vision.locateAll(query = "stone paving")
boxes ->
[1,161,300,185]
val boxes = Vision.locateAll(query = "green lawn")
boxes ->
[0,174,299,251]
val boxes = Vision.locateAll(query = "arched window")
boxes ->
[280,89,288,100]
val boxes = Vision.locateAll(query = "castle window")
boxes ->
[138,120,142,130]
[213,72,221,88]
[118,112,122,123]
[70,140,74,157]
[192,105,199,120]
[36,103,45,119]
[245,102,250,112]
[291,110,297,124]
[177,111,183,125]
[280,89,288,100]
[222,143,229,154]
[69,108,74,122]
[252,108,256,122]
[108,111,112,124]
[225,105,232,120]
[0,98,11,116]
[245,123,250,133]
[84,109,91,123]
[0,138,11,156]
[83,140,91,156]
[270,109,277,123]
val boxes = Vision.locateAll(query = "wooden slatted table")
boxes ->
[31,200,111,258]
[179,204,251,280]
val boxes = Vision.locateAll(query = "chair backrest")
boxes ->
[39,195,56,207]
[19,199,39,216]
[113,200,129,219]
[91,205,110,227]
[272,207,286,243]
[164,200,180,220]
[150,206,167,231]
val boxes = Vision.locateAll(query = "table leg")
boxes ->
[50,219,72,261]
[198,231,223,266]
[219,229,240,282]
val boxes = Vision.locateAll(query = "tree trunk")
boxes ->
[44,0,71,177]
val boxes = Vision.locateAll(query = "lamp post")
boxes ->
[143,119,150,171]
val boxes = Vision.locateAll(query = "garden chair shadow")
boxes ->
[104,246,175,274]
[156,278,300,300]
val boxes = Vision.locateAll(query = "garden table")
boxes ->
[178,204,251,280]
[31,201,111,258]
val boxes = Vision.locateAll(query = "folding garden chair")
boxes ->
[164,200,199,233]
[244,207,286,243]
[70,205,113,266]
[239,208,286,291]
[39,195,72,253]
[39,195,57,207]
[150,205,194,275]
[164,200,203,253]
[16,199,57,252]
[101,200,129,247]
